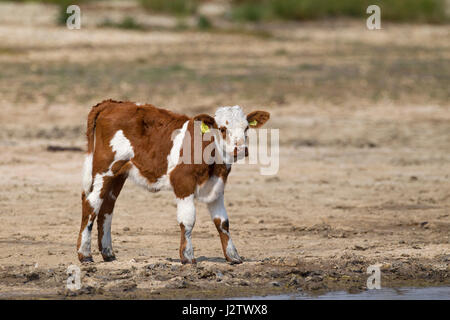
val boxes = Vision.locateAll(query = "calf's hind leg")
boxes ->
[96,172,127,261]
[77,155,129,263]
[77,192,97,263]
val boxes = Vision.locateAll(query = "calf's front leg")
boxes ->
[207,194,242,264]
[177,194,196,264]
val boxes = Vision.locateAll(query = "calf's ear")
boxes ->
[247,111,270,128]
[194,114,217,133]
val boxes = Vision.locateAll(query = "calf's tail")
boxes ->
[83,100,112,194]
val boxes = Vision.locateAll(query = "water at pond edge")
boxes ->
[228,286,450,300]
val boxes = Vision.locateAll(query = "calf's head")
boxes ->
[213,106,270,164]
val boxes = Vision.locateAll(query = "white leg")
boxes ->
[207,194,242,264]
[78,220,93,259]
[176,194,196,264]
[100,213,114,260]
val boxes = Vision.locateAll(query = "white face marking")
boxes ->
[82,153,93,195]
[214,106,249,163]
[195,176,225,203]
[86,130,134,215]
[136,102,143,106]
[101,213,113,256]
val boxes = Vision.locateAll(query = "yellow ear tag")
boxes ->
[201,121,210,134]
[249,120,258,126]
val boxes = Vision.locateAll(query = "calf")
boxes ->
[77,100,270,264]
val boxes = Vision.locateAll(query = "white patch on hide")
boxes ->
[196,176,225,203]
[168,120,189,172]
[207,193,227,221]
[87,172,111,214]
[127,121,189,193]
[87,130,135,215]
[176,194,196,228]
[128,164,171,192]
[110,130,135,162]
[82,153,93,195]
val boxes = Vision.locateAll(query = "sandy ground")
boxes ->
[0,2,449,299]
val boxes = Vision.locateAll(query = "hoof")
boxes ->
[181,258,197,265]
[226,254,243,265]
[102,255,116,262]
[227,258,243,265]
[225,250,243,265]
[79,254,94,264]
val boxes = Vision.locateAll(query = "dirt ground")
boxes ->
[0,2,449,299]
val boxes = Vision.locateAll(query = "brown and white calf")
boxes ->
[77,100,270,264]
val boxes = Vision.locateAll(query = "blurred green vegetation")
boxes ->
[99,16,146,30]
[231,0,449,23]
[197,14,212,29]
[56,0,73,26]
[1,0,447,24]
[139,0,199,16]
[0,0,93,3]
